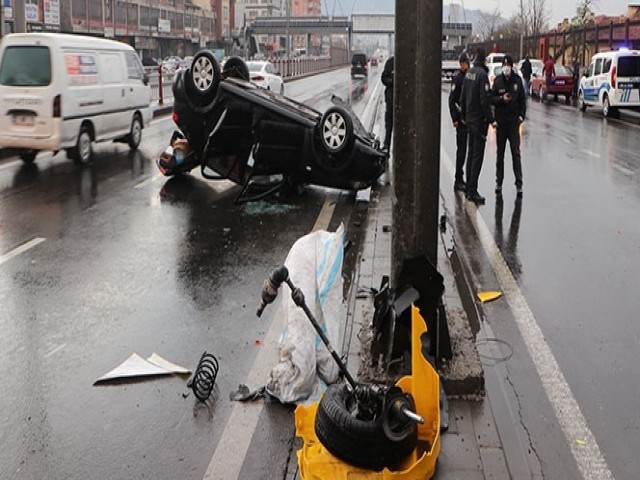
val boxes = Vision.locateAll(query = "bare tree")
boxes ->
[497,13,523,40]
[476,5,503,41]
[573,0,599,28]
[528,0,550,36]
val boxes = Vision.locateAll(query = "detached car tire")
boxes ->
[314,383,417,471]
[185,50,221,107]
[222,56,250,81]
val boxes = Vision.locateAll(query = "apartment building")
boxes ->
[1,0,217,58]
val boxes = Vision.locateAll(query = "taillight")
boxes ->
[53,94,61,118]
[172,111,179,124]
[252,75,265,81]
[611,65,617,88]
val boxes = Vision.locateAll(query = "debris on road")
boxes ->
[477,291,503,303]
[187,352,219,402]
[94,353,190,384]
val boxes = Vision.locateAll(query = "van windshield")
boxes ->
[617,56,640,77]
[0,46,51,87]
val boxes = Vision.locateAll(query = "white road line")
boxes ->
[582,149,601,158]
[0,237,46,266]
[203,197,335,480]
[441,149,614,480]
[43,343,67,359]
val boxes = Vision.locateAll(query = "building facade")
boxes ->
[2,0,217,59]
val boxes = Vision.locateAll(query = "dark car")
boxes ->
[531,65,574,103]
[351,53,368,78]
[157,51,385,201]
[370,57,378,67]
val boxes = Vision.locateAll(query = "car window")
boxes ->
[125,51,144,79]
[602,58,612,74]
[352,54,366,64]
[594,58,603,75]
[0,46,51,86]
[99,52,125,83]
[617,56,640,77]
[265,64,273,74]
[247,63,263,72]
[555,66,570,76]
[586,62,594,77]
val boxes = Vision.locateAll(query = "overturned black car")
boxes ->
[157,50,386,201]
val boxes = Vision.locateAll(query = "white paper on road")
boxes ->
[93,353,190,384]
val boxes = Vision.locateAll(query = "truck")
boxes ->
[442,48,460,82]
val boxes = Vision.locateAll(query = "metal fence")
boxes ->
[144,52,347,105]
[468,18,640,68]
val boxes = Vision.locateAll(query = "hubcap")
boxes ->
[192,57,214,92]
[132,120,141,145]
[323,113,347,150]
[80,133,91,162]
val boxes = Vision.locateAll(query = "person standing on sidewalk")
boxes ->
[460,47,496,205]
[521,55,533,97]
[572,57,581,99]
[448,53,471,192]
[543,55,556,91]
[381,56,394,153]
[491,55,526,197]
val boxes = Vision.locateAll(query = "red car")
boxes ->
[531,65,574,103]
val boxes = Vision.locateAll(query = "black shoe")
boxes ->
[467,193,486,205]
[495,184,502,195]
[516,186,523,198]
[454,181,466,192]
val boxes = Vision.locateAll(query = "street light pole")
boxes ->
[286,0,291,58]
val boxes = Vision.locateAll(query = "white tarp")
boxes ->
[266,225,345,404]
[94,353,190,384]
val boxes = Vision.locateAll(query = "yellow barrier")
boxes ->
[295,305,440,479]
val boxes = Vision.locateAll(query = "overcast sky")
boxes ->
[340,0,632,25]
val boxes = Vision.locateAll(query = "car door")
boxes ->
[593,58,604,103]
[124,51,151,125]
[97,51,127,138]
[582,60,595,104]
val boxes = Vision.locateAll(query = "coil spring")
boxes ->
[187,352,219,402]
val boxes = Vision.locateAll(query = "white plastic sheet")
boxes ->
[266,224,345,404]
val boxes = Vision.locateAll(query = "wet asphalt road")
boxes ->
[440,89,640,479]
[0,66,381,480]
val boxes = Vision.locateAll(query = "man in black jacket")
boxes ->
[381,56,394,152]
[448,53,471,192]
[460,47,496,205]
[491,55,526,197]
[521,55,532,97]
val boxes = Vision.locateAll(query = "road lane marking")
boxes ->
[441,148,614,480]
[43,343,67,358]
[203,197,336,480]
[612,164,634,176]
[582,149,601,158]
[0,237,46,266]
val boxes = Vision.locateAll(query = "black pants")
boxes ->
[384,100,393,148]
[466,123,487,197]
[455,124,469,183]
[496,122,523,188]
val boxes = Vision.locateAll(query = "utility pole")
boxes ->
[286,0,291,57]
[14,0,26,33]
[391,0,442,284]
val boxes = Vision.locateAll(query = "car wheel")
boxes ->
[565,95,571,105]
[222,56,250,81]
[320,105,354,155]
[579,91,587,111]
[19,149,38,164]
[185,50,221,103]
[69,125,93,165]
[127,114,143,151]
[602,94,618,118]
[315,384,417,471]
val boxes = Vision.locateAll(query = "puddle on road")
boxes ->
[242,201,299,216]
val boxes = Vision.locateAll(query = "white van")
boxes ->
[578,49,640,117]
[0,33,152,164]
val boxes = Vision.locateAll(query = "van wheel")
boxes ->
[579,91,587,111]
[69,126,93,165]
[19,149,38,164]
[128,115,143,150]
[602,95,618,118]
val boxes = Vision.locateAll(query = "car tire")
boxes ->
[579,91,587,111]
[19,149,38,164]
[185,50,221,104]
[320,105,354,155]
[127,114,143,151]
[602,94,618,118]
[69,125,93,165]
[315,384,417,471]
[222,56,250,81]
[565,95,571,105]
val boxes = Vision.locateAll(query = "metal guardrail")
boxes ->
[144,57,340,104]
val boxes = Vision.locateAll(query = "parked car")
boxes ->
[351,53,368,78]
[179,56,194,70]
[486,53,506,65]
[246,61,284,94]
[162,56,182,73]
[0,32,152,164]
[531,65,574,103]
[157,51,385,202]
[579,49,640,117]
[370,57,378,67]
[488,63,503,88]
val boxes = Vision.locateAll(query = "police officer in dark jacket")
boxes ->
[491,55,526,197]
[448,53,471,192]
[381,56,394,151]
[460,47,496,205]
